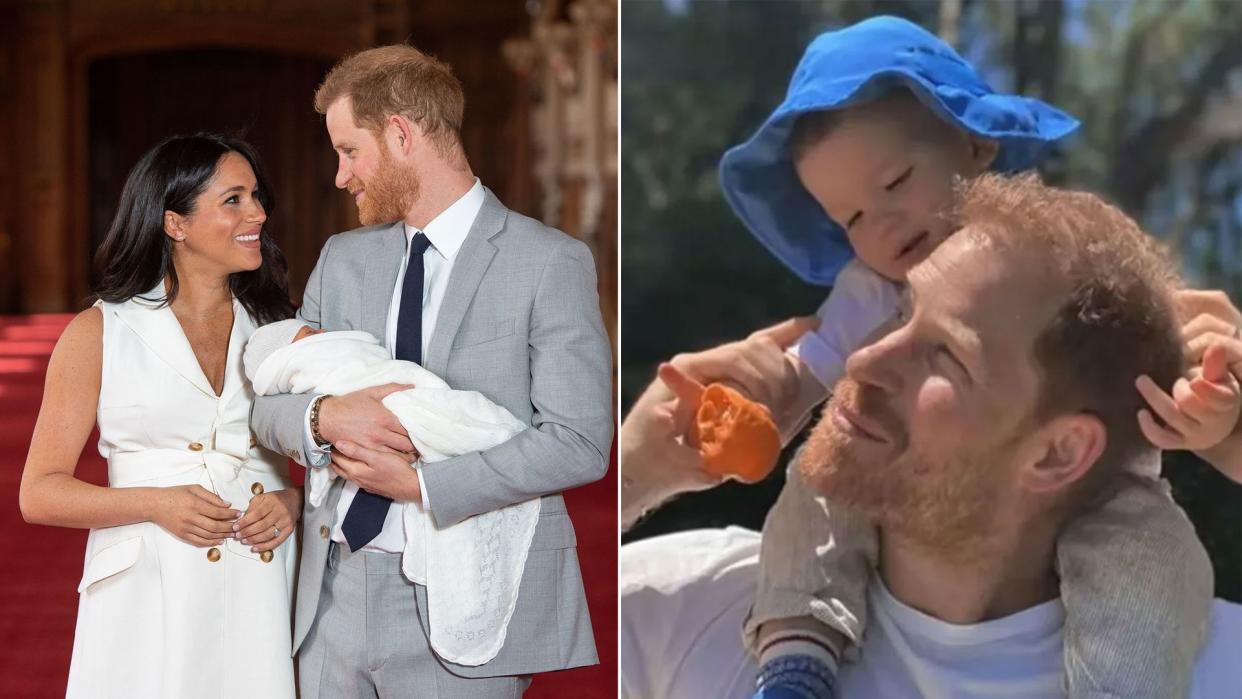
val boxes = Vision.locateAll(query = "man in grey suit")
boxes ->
[252,44,614,698]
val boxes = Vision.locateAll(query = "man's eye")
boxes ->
[936,345,969,379]
[886,166,914,191]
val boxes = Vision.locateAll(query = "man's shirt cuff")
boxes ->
[416,467,431,511]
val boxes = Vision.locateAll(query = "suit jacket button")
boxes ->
[260,550,274,563]
[188,442,204,452]
[206,547,221,562]
[320,526,330,540]
[250,482,264,495]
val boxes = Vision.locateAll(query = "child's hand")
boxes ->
[665,316,818,413]
[660,363,782,482]
[1136,343,1242,451]
[1176,288,1242,382]
[652,363,722,489]
[619,363,719,512]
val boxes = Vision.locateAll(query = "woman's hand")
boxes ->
[149,485,242,547]
[234,487,302,552]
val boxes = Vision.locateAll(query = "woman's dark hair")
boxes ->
[93,133,295,325]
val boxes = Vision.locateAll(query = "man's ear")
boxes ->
[968,136,999,173]
[386,114,416,158]
[1018,413,1106,494]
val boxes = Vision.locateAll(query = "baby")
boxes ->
[670,16,1239,699]
[243,319,537,667]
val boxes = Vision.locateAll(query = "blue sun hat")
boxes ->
[719,15,1080,286]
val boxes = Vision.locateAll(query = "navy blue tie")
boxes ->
[341,232,432,551]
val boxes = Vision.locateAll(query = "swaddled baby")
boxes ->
[243,319,538,666]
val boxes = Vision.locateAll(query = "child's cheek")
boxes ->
[915,174,953,226]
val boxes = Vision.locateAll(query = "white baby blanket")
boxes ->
[248,329,538,666]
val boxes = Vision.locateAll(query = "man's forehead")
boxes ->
[326,97,364,135]
[325,95,354,120]
[909,232,1059,364]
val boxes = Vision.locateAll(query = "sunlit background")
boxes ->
[620,0,1242,601]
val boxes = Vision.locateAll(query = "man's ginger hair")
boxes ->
[314,44,464,157]
[956,173,1185,508]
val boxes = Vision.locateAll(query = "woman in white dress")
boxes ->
[19,134,301,698]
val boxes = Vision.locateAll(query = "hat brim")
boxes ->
[720,71,1079,286]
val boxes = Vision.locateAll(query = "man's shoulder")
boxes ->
[324,222,401,251]
[495,206,590,259]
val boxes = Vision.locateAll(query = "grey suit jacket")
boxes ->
[252,187,614,677]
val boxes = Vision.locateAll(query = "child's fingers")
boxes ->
[652,396,696,439]
[1173,389,1212,422]
[1170,376,1217,422]
[1200,343,1231,383]
[1175,289,1242,327]
[1181,312,1236,345]
[1135,375,1198,434]
[668,351,767,405]
[1188,376,1240,411]
[658,362,705,404]
[1171,375,1197,403]
[656,363,704,435]
[753,315,820,350]
[1137,409,1186,450]
[1186,332,1242,369]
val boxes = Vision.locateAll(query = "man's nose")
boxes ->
[845,328,907,393]
[334,161,351,190]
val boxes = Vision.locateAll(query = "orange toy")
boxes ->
[686,383,782,483]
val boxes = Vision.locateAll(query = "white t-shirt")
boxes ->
[620,528,1242,699]
[790,259,904,389]
[842,583,1063,698]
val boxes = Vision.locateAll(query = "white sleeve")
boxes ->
[789,260,904,389]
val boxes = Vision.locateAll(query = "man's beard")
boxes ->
[352,147,419,226]
[798,378,1015,554]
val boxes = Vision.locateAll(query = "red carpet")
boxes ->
[0,314,616,698]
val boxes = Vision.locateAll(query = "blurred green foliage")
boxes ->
[621,0,1242,602]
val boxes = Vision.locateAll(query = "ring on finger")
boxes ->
[273,525,280,537]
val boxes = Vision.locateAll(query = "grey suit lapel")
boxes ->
[361,222,407,340]
[425,188,507,377]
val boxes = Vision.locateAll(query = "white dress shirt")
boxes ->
[302,178,485,553]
